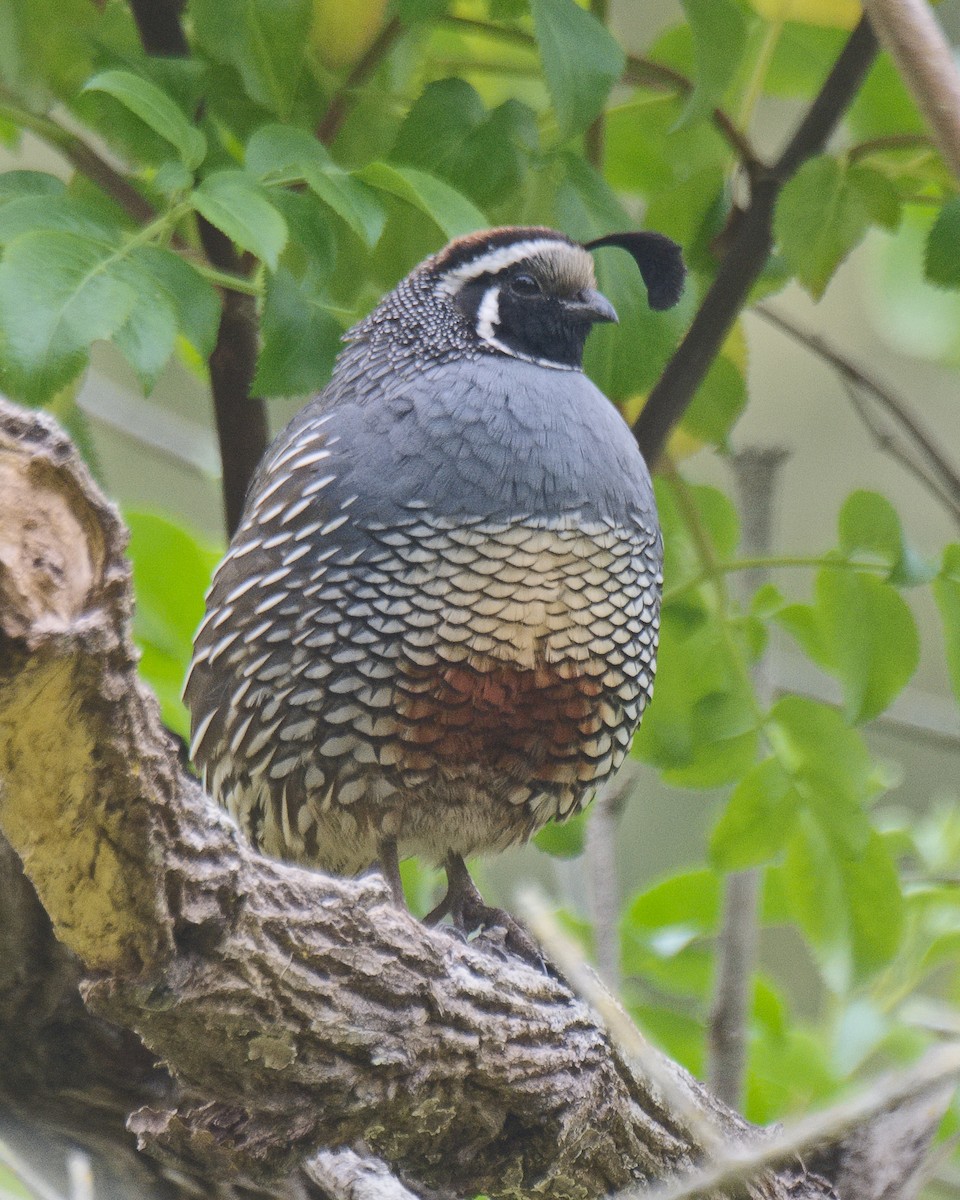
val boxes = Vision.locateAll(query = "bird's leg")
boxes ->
[426,853,544,967]
[377,836,406,908]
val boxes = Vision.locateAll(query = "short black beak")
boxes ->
[568,288,618,325]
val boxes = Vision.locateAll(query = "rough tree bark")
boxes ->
[0,397,952,1198]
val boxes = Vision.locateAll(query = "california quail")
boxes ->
[185,225,682,934]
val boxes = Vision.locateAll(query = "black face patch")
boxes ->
[453,266,593,368]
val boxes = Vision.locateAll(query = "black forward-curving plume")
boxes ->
[584,231,686,312]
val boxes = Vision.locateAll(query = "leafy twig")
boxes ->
[664,553,891,605]
[848,132,935,161]
[439,15,762,172]
[126,0,268,537]
[0,90,157,226]
[633,19,880,466]
[620,58,761,177]
[860,0,960,180]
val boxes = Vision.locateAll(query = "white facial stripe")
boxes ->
[475,284,500,342]
[439,239,568,293]
[472,280,580,372]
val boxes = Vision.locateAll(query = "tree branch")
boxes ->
[706,449,787,1111]
[860,0,960,180]
[3,396,944,1200]
[316,19,404,146]
[633,19,879,466]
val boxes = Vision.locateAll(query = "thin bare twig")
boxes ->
[636,1044,960,1200]
[848,132,935,161]
[519,889,730,1159]
[755,304,960,526]
[860,0,960,180]
[0,1138,68,1200]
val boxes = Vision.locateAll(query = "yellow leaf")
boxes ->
[747,0,861,29]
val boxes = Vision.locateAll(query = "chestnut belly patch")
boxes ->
[396,655,620,785]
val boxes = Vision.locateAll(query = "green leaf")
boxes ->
[191,0,311,117]
[678,0,752,128]
[633,606,758,789]
[112,284,179,393]
[765,697,880,841]
[533,807,589,858]
[605,94,728,196]
[246,124,386,247]
[356,162,485,239]
[621,869,719,998]
[131,245,221,360]
[841,830,904,979]
[0,171,65,204]
[126,510,221,736]
[391,78,486,172]
[847,54,926,141]
[925,197,960,290]
[84,69,206,169]
[0,229,137,401]
[815,567,919,723]
[557,155,692,399]
[0,193,125,244]
[311,169,385,248]
[529,0,625,139]
[192,170,288,269]
[783,816,847,987]
[934,544,960,704]
[392,80,538,210]
[680,338,746,447]
[774,155,871,298]
[253,266,342,397]
[838,490,902,572]
[846,163,901,231]
[710,758,796,869]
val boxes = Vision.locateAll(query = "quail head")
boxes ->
[185,225,683,936]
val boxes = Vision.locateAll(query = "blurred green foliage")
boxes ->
[1,0,959,1175]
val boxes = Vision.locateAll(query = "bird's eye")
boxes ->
[510,272,542,297]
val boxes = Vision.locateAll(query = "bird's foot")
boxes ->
[425,854,545,969]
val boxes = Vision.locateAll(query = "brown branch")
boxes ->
[127,0,189,56]
[848,132,935,161]
[317,18,403,146]
[126,0,268,538]
[633,18,880,467]
[860,0,960,180]
[620,58,762,177]
[4,396,938,1200]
